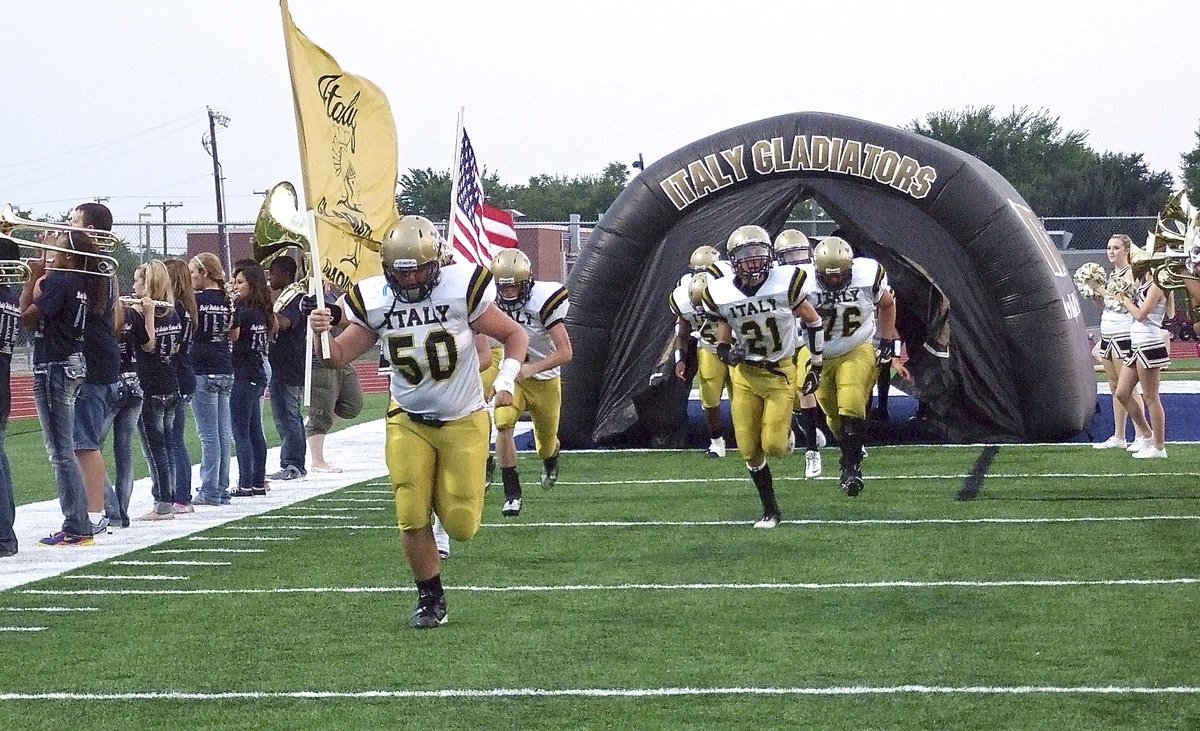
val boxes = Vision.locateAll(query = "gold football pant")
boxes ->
[791,344,813,412]
[481,346,502,399]
[493,375,562,460]
[386,403,490,541]
[729,359,797,464]
[696,347,730,410]
[815,342,878,435]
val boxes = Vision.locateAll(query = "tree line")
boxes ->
[397,107,1200,221]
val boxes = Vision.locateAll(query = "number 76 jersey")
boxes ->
[807,258,889,358]
[344,263,495,421]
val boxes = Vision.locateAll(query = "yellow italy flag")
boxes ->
[279,0,398,290]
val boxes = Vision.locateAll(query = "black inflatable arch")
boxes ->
[561,112,1094,447]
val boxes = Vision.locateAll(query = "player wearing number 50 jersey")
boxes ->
[310,216,528,630]
[701,225,824,530]
[807,237,908,498]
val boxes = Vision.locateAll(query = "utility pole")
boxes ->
[137,212,152,263]
[204,107,232,274]
[145,202,182,256]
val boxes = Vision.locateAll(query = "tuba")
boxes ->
[0,203,121,253]
[254,182,314,314]
[1144,189,1200,291]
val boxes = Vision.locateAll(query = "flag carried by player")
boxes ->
[448,115,518,267]
[278,0,399,291]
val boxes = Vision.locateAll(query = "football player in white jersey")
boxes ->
[668,271,731,458]
[774,229,824,479]
[490,249,573,517]
[308,216,528,629]
[701,225,824,529]
[808,237,908,498]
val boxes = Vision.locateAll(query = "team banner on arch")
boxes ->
[279,0,398,292]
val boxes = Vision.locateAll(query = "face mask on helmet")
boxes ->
[731,243,772,286]
[776,247,811,265]
[497,279,532,312]
[386,259,441,303]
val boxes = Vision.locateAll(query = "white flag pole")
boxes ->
[446,107,465,252]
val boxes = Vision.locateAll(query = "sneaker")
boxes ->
[409,597,448,629]
[1126,436,1153,453]
[251,485,269,496]
[541,457,559,490]
[230,487,257,498]
[39,531,94,547]
[501,498,522,517]
[268,465,304,481]
[1133,445,1168,459]
[173,503,194,514]
[312,463,343,473]
[804,450,822,479]
[90,516,111,535]
[137,510,175,521]
[192,494,224,506]
[753,513,781,529]
[1093,435,1128,450]
[706,437,726,458]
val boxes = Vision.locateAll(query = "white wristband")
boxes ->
[493,357,521,396]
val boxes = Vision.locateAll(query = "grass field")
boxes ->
[2,442,1198,729]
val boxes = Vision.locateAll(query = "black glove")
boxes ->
[300,295,343,327]
[802,363,822,396]
[876,338,898,366]
[716,343,745,366]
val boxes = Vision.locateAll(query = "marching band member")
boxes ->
[229,260,275,497]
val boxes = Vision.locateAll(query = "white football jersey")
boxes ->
[806,257,889,358]
[501,280,569,381]
[701,264,809,363]
[667,283,719,353]
[345,262,495,421]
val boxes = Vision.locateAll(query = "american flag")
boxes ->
[449,127,518,267]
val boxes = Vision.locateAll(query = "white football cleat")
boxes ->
[706,437,726,458]
[804,450,822,479]
[753,513,780,529]
[501,498,522,517]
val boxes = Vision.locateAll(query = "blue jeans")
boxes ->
[270,376,306,473]
[169,394,193,504]
[34,362,89,536]
[104,374,143,526]
[231,378,267,488]
[139,393,178,508]
[193,374,232,501]
[0,417,14,553]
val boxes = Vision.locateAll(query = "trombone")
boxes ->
[0,232,118,277]
[0,203,121,254]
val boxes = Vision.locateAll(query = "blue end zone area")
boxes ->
[669,390,1200,447]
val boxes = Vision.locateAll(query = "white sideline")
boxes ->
[0,419,391,592]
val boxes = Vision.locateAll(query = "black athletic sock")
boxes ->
[416,574,443,603]
[543,453,558,475]
[840,417,865,473]
[501,466,521,500]
[802,407,820,451]
[748,462,779,516]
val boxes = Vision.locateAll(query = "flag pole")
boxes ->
[447,106,465,253]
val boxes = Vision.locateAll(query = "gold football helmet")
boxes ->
[773,229,812,265]
[726,225,773,287]
[687,271,709,308]
[491,248,533,312]
[688,245,721,272]
[812,236,854,290]
[380,215,442,302]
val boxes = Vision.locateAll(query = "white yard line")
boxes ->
[111,560,231,567]
[151,548,265,554]
[1,684,1199,701]
[19,576,1200,596]
[0,626,46,632]
[187,536,298,542]
[1,420,390,592]
[0,606,98,612]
